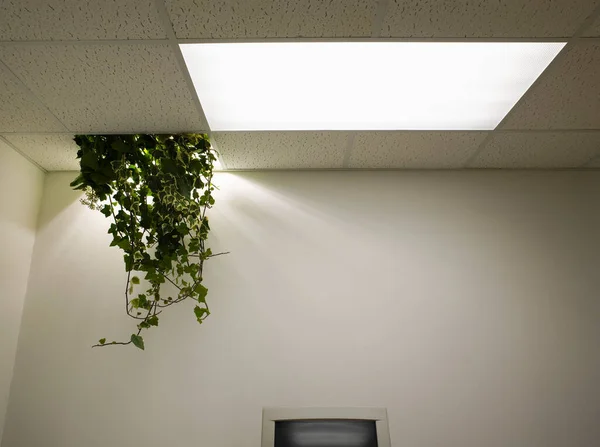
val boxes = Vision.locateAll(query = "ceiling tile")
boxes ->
[381,0,596,37]
[502,43,600,129]
[166,0,375,38]
[583,14,600,37]
[0,44,205,133]
[349,132,488,169]
[214,132,349,169]
[0,0,166,40]
[585,155,600,167]
[0,63,66,132]
[2,134,79,171]
[469,132,600,168]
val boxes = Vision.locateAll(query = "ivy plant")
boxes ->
[71,134,221,350]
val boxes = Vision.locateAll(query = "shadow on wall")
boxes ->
[0,143,45,231]
[37,172,82,231]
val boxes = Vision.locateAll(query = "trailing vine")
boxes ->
[71,134,221,350]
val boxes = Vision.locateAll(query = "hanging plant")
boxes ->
[70,134,222,350]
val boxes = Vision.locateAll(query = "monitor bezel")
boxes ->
[262,407,391,447]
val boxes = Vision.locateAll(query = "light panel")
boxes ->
[181,42,565,131]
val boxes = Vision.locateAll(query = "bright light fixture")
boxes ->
[181,42,565,131]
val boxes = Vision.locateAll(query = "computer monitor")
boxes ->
[262,408,391,447]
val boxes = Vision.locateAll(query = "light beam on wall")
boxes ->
[181,42,565,131]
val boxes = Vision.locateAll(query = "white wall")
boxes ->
[0,141,44,443]
[3,170,600,447]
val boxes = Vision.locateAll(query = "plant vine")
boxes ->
[71,134,221,350]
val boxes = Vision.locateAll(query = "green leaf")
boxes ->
[147,315,159,326]
[98,338,106,345]
[81,150,99,170]
[161,158,178,175]
[70,173,84,188]
[90,172,110,185]
[194,305,210,323]
[131,334,145,350]
[100,204,112,217]
[194,283,208,302]
[117,239,131,251]
[131,276,140,284]
[111,139,130,153]
[123,254,133,271]
[189,159,203,174]
[138,294,148,309]
[188,239,200,253]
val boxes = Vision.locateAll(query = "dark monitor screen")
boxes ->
[274,420,378,447]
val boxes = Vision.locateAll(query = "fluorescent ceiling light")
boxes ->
[181,42,565,131]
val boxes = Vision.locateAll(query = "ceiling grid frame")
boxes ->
[342,0,389,167]
[2,37,600,46]
[0,58,70,132]
[2,129,600,136]
[150,0,228,169]
[0,1,598,170]
[176,37,600,44]
[0,134,47,172]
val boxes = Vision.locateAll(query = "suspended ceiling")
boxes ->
[0,0,599,171]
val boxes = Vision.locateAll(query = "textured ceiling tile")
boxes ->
[381,0,596,37]
[0,63,66,132]
[502,43,600,129]
[214,132,349,169]
[586,156,600,167]
[349,132,488,169]
[470,132,600,168]
[2,134,79,171]
[583,13,600,36]
[0,44,205,133]
[0,0,166,40]
[166,0,375,38]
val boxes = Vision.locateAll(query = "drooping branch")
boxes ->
[190,251,230,259]
[71,134,224,350]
